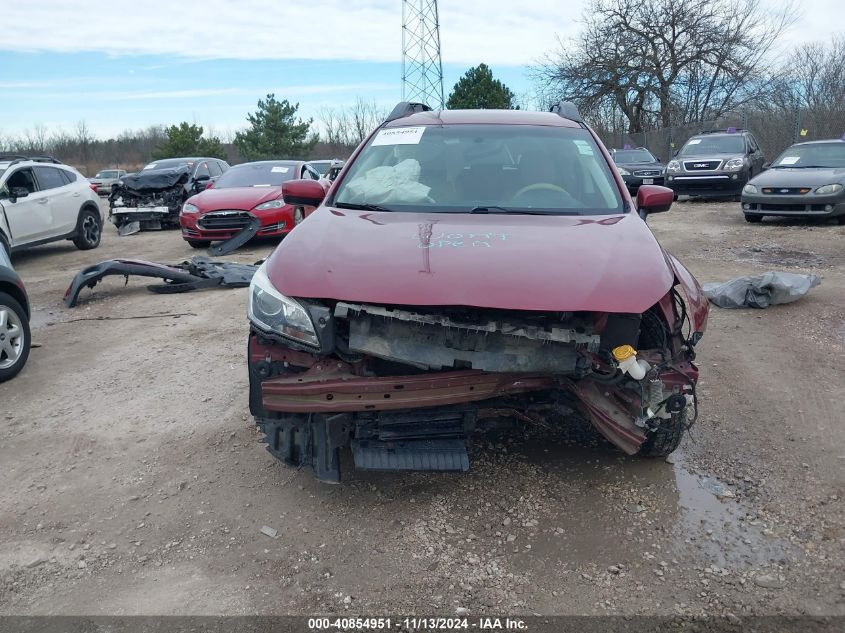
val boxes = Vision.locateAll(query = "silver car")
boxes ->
[88,169,127,195]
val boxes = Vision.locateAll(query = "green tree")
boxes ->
[446,64,517,110]
[235,94,317,160]
[152,122,227,160]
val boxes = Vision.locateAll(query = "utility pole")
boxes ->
[402,0,445,109]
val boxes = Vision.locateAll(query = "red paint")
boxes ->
[266,209,676,314]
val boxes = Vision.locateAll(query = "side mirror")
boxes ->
[762,162,771,171]
[672,149,679,158]
[194,174,210,182]
[636,185,674,219]
[10,187,30,202]
[282,179,326,207]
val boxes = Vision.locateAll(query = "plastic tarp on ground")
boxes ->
[703,271,821,309]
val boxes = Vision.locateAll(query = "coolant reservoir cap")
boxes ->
[612,345,637,362]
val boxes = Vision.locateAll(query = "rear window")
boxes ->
[214,163,298,188]
[332,124,623,215]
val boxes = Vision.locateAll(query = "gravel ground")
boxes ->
[1,198,843,617]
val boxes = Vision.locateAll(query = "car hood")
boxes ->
[750,167,845,187]
[677,153,743,163]
[267,208,676,313]
[189,187,284,212]
[120,167,190,193]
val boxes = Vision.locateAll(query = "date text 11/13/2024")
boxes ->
[307,617,529,631]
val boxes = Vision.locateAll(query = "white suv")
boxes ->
[0,156,103,257]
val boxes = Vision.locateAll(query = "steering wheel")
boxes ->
[511,182,569,200]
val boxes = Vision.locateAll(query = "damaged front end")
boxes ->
[248,272,706,482]
[109,168,190,234]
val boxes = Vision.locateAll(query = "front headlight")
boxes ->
[617,167,631,176]
[666,160,681,173]
[182,202,199,214]
[254,199,285,211]
[248,265,319,347]
[742,184,758,194]
[814,183,843,195]
[724,157,746,171]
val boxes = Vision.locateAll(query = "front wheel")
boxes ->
[0,292,31,383]
[187,240,211,249]
[73,208,102,250]
[293,207,305,226]
[637,411,687,458]
[744,213,763,223]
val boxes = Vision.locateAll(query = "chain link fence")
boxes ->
[594,107,845,163]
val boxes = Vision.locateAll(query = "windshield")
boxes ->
[95,170,119,178]
[214,162,297,188]
[772,142,845,168]
[332,124,623,215]
[143,159,193,171]
[680,135,746,156]
[613,149,656,163]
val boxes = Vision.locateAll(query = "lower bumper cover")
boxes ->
[668,173,747,196]
[741,195,845,217]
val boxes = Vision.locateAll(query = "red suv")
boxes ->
[247,101,709,482]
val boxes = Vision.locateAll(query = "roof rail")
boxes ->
[550,100,583,123]
[0,154,62,166]
[385,101,433,123]
[698,128,746,135]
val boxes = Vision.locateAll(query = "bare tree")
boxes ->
[535,0,795,132]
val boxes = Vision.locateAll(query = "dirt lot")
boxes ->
[1,198,844,617]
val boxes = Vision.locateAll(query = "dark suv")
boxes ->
[611,147,665,193]
[666,129,765,198]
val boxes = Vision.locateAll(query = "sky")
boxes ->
[0,0,841,140]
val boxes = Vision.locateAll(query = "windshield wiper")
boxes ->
[334,201,396,212]
[469,206,576,215]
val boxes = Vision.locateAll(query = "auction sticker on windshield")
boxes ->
[372,127,426,146]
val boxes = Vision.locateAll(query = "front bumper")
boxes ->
[180,208,291,241]
[741,193,845,218]
[110,206,172,225]
[666,172,748,196]
[622,174,665,192]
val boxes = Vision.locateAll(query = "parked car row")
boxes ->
[612,130,845,223]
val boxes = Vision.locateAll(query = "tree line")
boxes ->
[533,0,845,157]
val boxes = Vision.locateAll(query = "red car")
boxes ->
[247,102,709,482]
[179,160,327,248]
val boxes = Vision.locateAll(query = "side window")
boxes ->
[59,169,78,184]
[748,135,759,153]
[217,160,229,173]
[300,165,310,179]
[208,161,222,177]
[308,166,322,180]
[34,166,67,190]
[7,168,38,194]
[194,162,211,179]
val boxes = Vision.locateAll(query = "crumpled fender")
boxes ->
[665,252,709,334]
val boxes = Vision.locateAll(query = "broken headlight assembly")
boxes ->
[247,265,319,347]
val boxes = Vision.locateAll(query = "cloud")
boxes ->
[0,0,580,66]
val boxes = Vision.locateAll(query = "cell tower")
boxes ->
[401,0,445,109]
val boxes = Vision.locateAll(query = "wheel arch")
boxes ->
[0,282,30,319]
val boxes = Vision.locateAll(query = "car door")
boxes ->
[34,166,79,235]
[2,167,52,245]
[192,161,212,193]
[747,135,764,175]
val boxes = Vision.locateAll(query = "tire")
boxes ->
[836,215,845,225]
[187,240,211,249]
[744,213,763,223]
[73,207,102,250]
[293,207,305,226]
[637,411,687,458]
[0,292,31,383]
